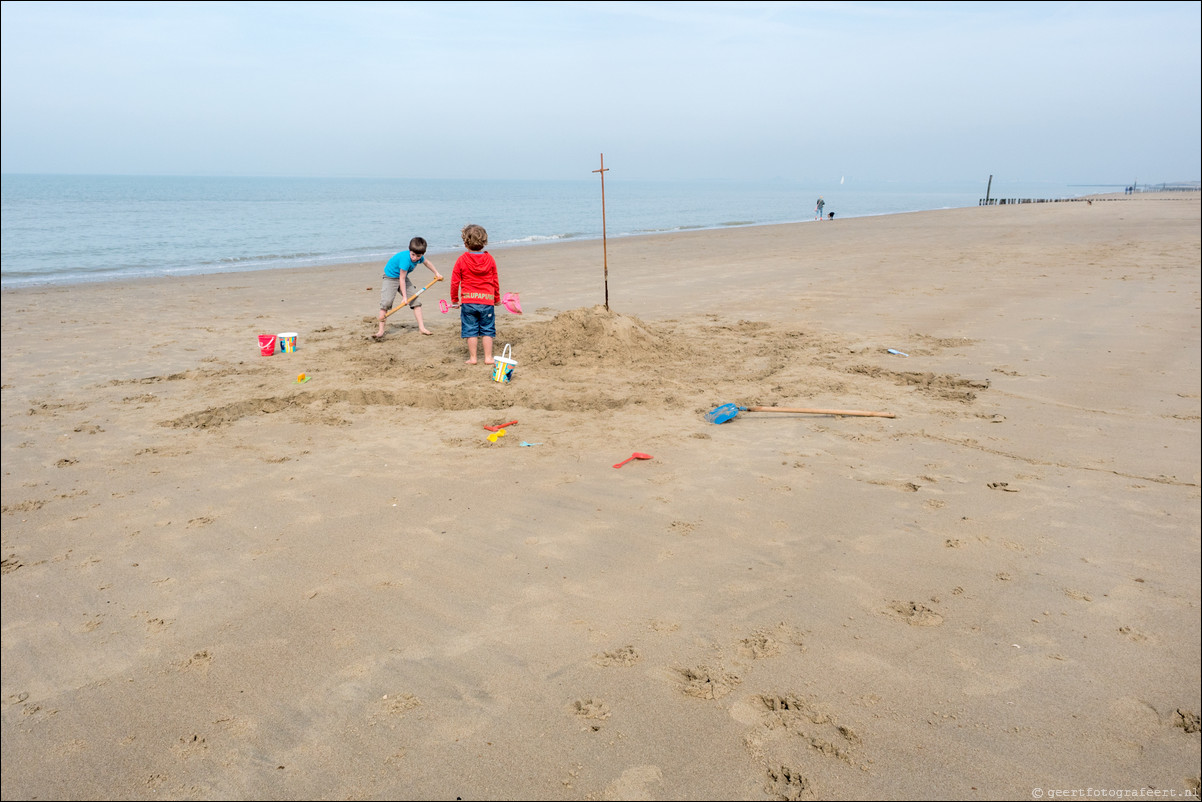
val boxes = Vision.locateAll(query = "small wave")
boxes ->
[214,251,323,265]
[629,223,710,234]
[208,248,395,270]
[494,232,587,245]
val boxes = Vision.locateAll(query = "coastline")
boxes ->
[1,178,1156,291]
[2,195,1199,799]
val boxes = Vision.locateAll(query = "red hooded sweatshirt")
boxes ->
[450,251,499,306]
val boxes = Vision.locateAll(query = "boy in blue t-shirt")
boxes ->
[374,236,442,339]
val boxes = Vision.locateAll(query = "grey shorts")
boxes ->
[380,274,421,311]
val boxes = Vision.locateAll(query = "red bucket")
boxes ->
[258,334,277,356]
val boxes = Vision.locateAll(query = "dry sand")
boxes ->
[2,193,1199,800]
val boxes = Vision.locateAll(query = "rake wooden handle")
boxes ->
[384,276,443,319]
[747,406,896,418]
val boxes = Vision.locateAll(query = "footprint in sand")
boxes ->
[765,765,811,801]
[677,665,741,700]
[180,650,212,672]
[172,733,208,759]
[885,600,944,626]
[1118,625,1149,642]
[739,631,782,660]
[594,645,640,667]
[371,692,421,726]
[1174,709,1200,733]
[571,698,611,731]
[743,693,865,799]
[738,623,805,660]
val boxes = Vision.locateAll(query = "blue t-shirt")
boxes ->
[384,251,423,279]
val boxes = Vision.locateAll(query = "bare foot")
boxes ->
[465,359,477,364]
[483,359,495,365]
[371,333,385,341]
[419,329,433,336]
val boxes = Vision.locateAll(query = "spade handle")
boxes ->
[746,406,895,418]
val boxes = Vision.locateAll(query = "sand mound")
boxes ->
[517,305,689,366]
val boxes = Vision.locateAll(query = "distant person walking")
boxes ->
[815,196,825,220]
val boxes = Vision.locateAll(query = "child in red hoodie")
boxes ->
[449,224,501,365]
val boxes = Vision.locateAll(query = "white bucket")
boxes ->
[492,344,516,383]
[278,332,298,353]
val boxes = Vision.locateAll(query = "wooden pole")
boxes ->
[593,154,610,310]
[985,174,993,205]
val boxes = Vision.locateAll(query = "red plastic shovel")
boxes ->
[613,452,653,469]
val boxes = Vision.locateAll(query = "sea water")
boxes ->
[1,174,1093,288]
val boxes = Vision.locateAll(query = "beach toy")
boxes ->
[258,334,277,356]
[487,429,507,443]
[613,452,653,469]
[887,348,909,357]
[439,299,449,314]
[296,373,309,383]
[519,441,543,447]
[705,403,897,424]
[502,292,522,314]
[491,344,516,383]
[279,332,298,353]
[484,420,518,432]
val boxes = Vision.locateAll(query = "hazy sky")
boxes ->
[2,1,1199,184]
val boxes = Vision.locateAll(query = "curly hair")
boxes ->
[460,224,488,251]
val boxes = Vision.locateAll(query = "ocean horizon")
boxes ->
[1,174,1104,289]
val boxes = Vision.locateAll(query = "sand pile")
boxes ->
[515,305,689,367]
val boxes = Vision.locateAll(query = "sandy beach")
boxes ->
[2,194,1199,800]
